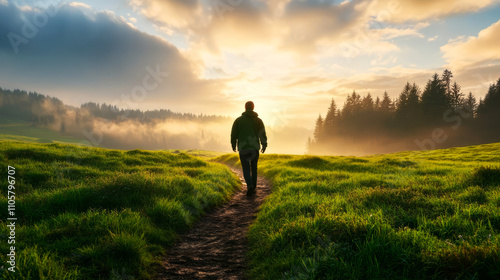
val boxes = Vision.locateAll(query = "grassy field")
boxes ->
[216,143,500,279]
[0,141,240,279]
[0,119,91,145]
[2,138,499,279]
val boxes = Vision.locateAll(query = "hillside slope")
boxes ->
[217,143,500,279]
[0,141,240,279]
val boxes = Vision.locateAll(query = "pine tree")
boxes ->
[476,78,500,139]
[361,93,375,112]
[341,91,362,120]
[464,92,477,118]
[477,78,500,118]
[396,82,411,112]
[408,83,421,112]
[360,93,376,131]
[441,69,453,96]
[305,137,312,154]
[323,98,337,137]
[421,73,449,123]
[379,91,394,115]
[449,81,464,110]
[313,114,324,143]
[396,82,421,126]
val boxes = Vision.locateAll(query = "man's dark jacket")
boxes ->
[231,110,267,151]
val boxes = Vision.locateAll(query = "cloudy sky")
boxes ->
[1,0,500,130]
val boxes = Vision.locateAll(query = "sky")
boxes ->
[1,0,500,136]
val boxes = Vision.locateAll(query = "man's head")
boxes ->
[245,101,254,111]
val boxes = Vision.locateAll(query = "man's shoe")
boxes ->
[246,188,257,196]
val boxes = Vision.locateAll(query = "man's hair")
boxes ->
[245,101,254,110]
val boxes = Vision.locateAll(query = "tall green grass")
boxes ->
[216,143,500,279]
[0,141,240,279]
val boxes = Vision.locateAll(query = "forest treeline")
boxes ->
[0,88,231,150]
[308,70,500,155]
[0,88,228,125]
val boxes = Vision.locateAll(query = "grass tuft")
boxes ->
[469,166,500,187]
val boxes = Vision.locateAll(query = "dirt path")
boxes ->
[155,167,272,280]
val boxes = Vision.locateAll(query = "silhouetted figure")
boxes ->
[231,101,267,196]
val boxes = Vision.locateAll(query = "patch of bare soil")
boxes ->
[155,167,271,280]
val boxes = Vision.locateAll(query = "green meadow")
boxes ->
[1,139,500,279]
[216,143,500,279]
[0,141,240,279]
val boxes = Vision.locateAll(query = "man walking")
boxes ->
[231,101,267,196]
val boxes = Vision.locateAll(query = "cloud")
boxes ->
[370,0,500,23]
[441,19,500,69]
[69,2,91,9]
[277,0,369,52]
[332,66,434,97]
[439,19,500,97]
[130,0,201,29]
[428,35,438,42]
[126,0,432,120]
[0,1,227,113]
[130,0,427,58]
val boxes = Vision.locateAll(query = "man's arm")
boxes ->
[258,119,267,153]
[230,119,238,152]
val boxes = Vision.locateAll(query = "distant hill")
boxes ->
[0,87,231,151]
[0,118,91,145]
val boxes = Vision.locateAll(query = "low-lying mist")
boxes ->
[308,125,488,156]
[52,113,312,154]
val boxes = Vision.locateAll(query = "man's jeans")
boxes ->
[239,150,259,190]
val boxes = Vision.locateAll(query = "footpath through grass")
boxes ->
[0,141,240,279]
[216,143,500,279]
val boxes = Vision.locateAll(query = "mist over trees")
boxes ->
[0,88,231,151]
[309,70,500,155]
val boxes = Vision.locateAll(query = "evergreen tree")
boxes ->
[449,81,464,110]
[361,93,375,112]
[360,93,376,131]
[441,69,453,96]
[395,82,421,127]
[379,91,394,115]
[464,92,477,118]
[341,91,362,120]
[306,137,312,154]
[477,78,500,118]
[374,96,381,111]
[323,98,337,136]
[396,83,411,112]
[476,78,500,140]
[339,91,363,134]
[313,114,324,143]
[421,73,449,123]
